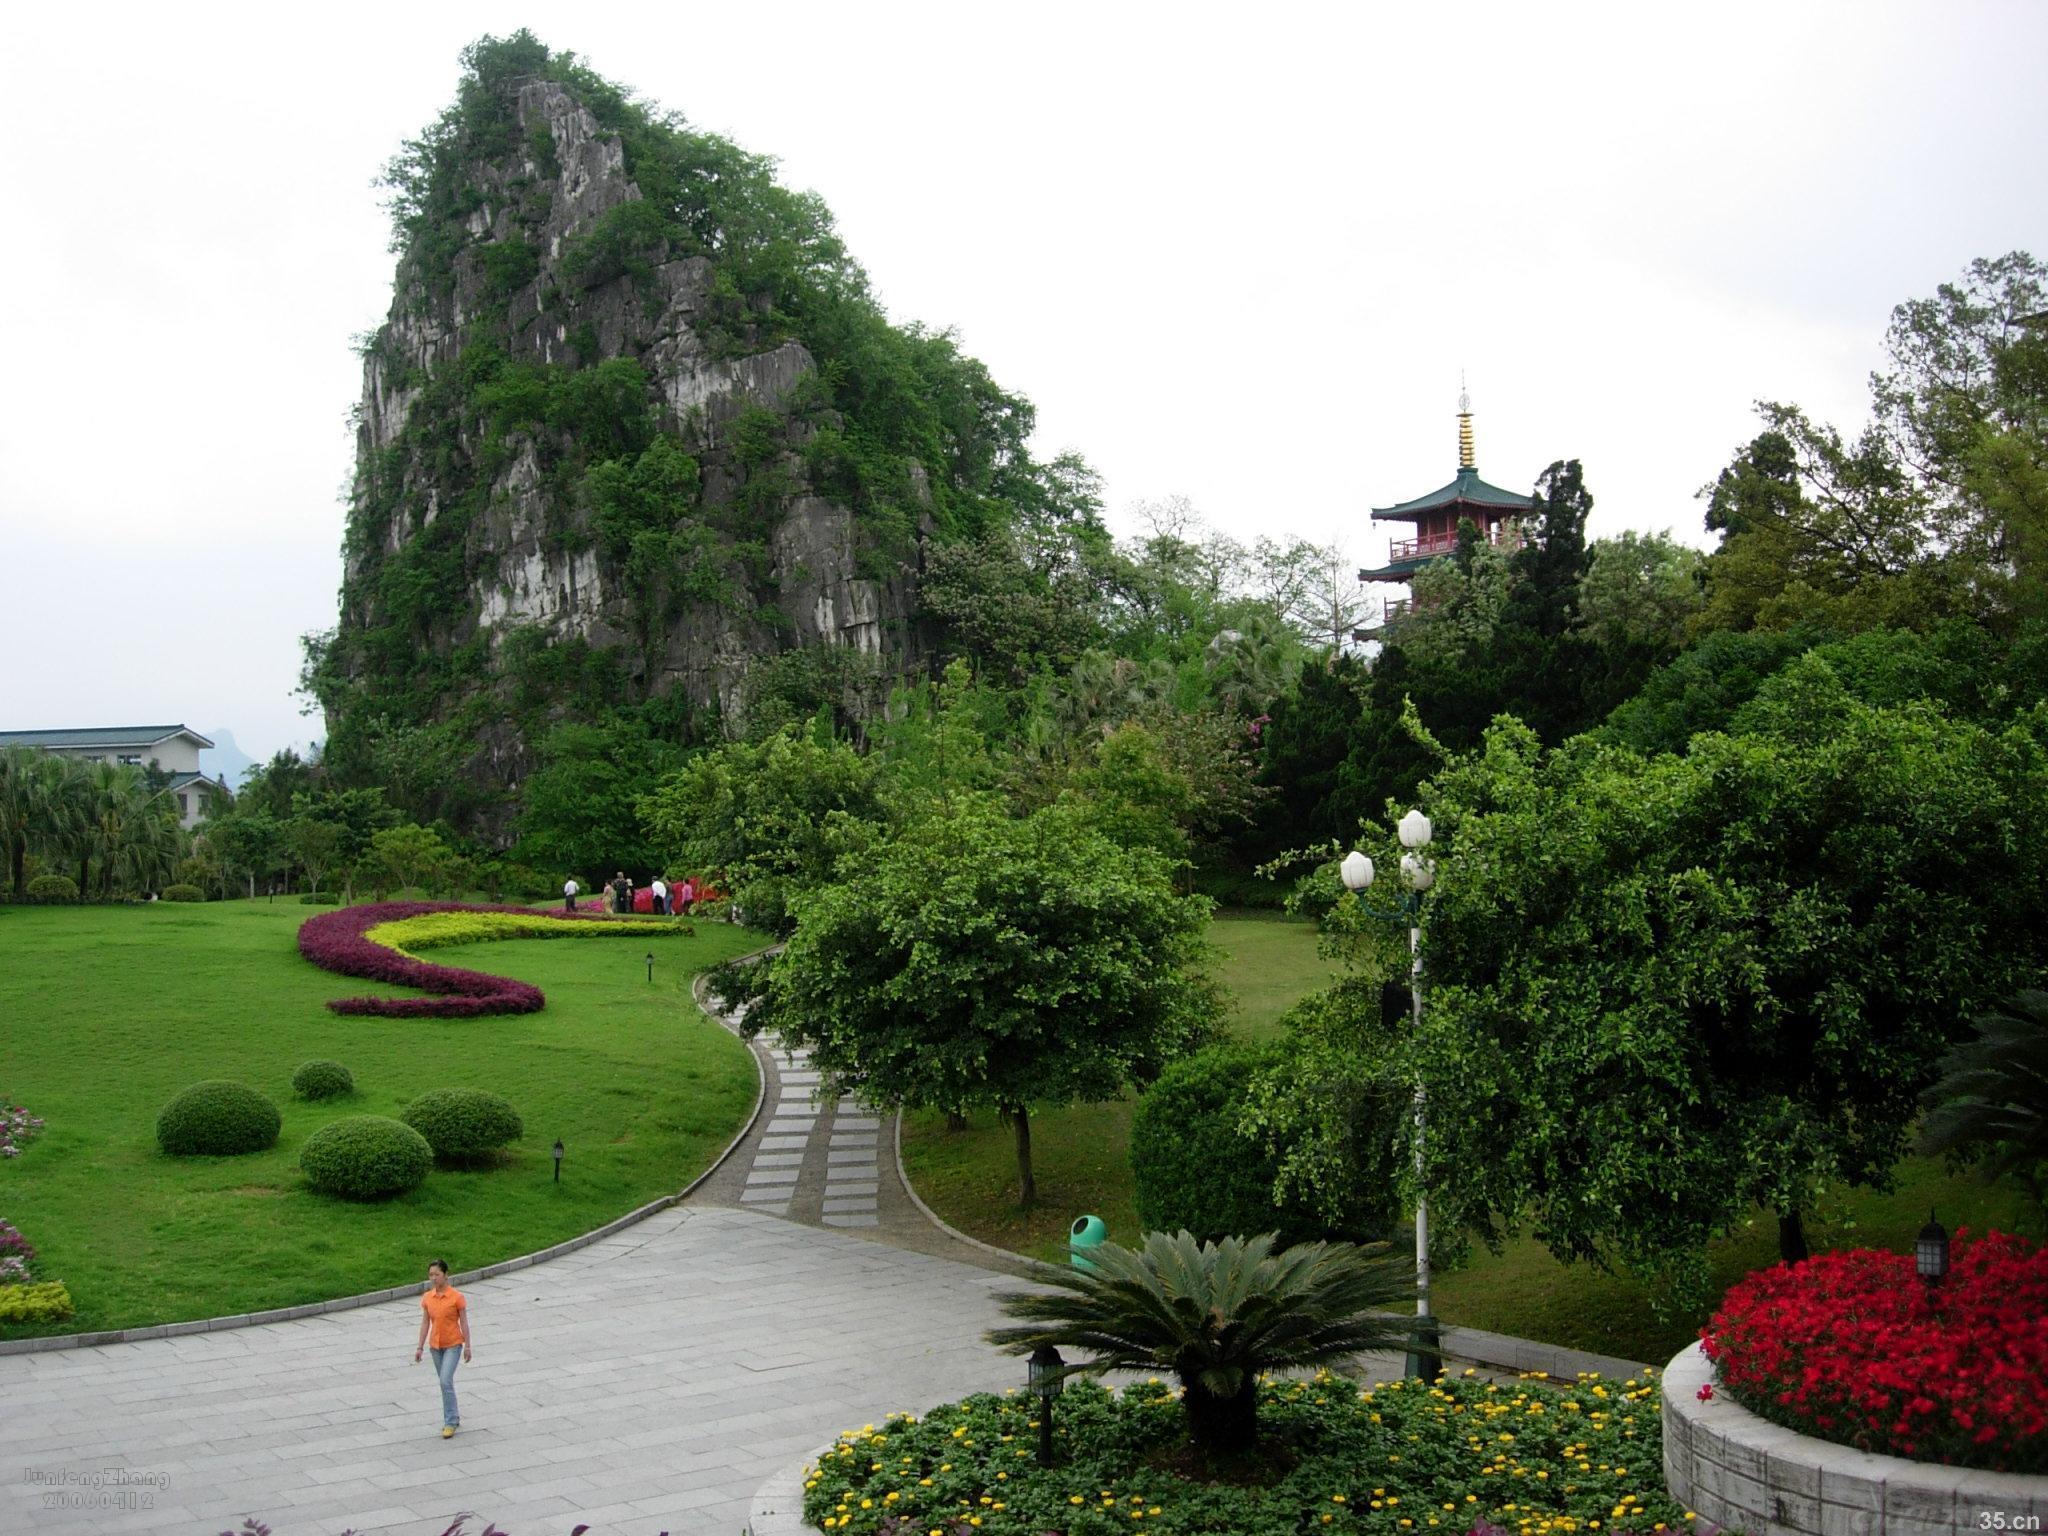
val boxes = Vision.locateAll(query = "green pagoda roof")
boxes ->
[1371,466,1537,522]
[1357,554,1435,581]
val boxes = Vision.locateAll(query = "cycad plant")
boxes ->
[1921,990,2048,1213]
[986,1229,1415,1457]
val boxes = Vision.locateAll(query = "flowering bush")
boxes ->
[1701,1229,2048,1472]
[297,902,683,1018]
[0,1103,44,1158]
[803,1370,1692,1536]
[0,1217,36,1282]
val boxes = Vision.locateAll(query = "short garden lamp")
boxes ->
[645,952,655,984]
[552,1138,565,1183]
[1028,1343,1066,1466]
[1916,1210,1949,1286]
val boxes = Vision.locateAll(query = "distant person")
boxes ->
[611,871,631,914]
[412,1259,472,1438]
[651,876,669,916]
[562,876,579,913]
[677,876,695,916]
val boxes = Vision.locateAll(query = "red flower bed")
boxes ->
[297,901,602,1018]
[1701,1229,2048,1472]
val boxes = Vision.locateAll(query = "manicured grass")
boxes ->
[900,912,1342,1264]
[0,900,764,1337]
[902,912,2038,1363]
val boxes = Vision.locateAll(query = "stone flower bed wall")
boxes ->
[1662,1344,2048,1536]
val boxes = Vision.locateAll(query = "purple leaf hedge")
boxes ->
[297,902,611,1018]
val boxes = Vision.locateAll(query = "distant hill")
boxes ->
[199,729,257,790]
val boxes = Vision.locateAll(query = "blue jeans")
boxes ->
[430,1345,462,1427]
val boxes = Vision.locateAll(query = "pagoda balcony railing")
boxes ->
[1385,530,1463,562]
[1386,522,1527,564]
[1381,596,1414,624]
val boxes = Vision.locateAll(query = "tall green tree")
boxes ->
[731,798,1220,1204]
[512,718,683,879]
[637,722,880,932]
[1408,661,2048,1301]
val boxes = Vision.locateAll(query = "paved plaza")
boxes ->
[0,1202,1025,1536]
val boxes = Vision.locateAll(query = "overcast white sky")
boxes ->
[2,1,2043,763]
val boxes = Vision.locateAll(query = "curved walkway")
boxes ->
[0,1205,1024,1535]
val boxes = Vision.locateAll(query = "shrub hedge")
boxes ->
[25,874,77,904]
[0,1281,74,1323]
[1131,1043,1362,1246]
[300,1116,433,1200]
[155,1081,282,1157]
[402,1088,524,1164]
[297,901,685,1018]
[291,1060,355,1101]
[300,891,341,905]
[160,884,205,902]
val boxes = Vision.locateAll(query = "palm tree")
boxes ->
[986,1230,1415,1458]
[1921,990,2048,1213]
[0,746,46,899]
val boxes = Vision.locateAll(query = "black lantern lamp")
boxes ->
[645,952,655,983]
[1027,1343,1067,1466]
[552,1138,565,1183]
[1916,1210,1949,1286]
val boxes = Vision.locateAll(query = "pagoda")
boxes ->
[1358,390,1536,626]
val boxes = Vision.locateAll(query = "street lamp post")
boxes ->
[1343,808,1442,1381]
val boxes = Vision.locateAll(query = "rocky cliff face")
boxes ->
[315,44,1028,823]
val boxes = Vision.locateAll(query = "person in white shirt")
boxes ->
[562,877,579,913]
[651,876,669,916]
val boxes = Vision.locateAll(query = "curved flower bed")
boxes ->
[297,902,680,1017]
[1700,1228,2048,1473]
[803,1370,1691,1536]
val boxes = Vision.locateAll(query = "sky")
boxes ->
[2,1,2044,765]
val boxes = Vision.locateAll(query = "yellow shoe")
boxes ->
[441,1426,455,1439]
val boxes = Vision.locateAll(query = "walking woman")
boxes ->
[412,1259,472,1437]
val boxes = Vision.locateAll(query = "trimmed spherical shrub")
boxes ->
[156,1081,282,1157]
[1131,1042,1391,1246]
[401,1088,524,1165]
[291,1060,354,1102]
[160,883,205,902]
[25,874,78,904]
[300,1116,432,1200]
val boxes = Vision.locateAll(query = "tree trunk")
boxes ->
[1182,1374,1259,1458]
[945,1111,969,1132]
[1778,1208,1809,1265]
[1010,1103,1036,1208]
[78,852,89,897]
[9,838,24,899]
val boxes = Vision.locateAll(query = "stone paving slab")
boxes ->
[0,1207,1018,1536]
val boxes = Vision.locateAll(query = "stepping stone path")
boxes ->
[735,1036,883,1226]
[693,988,1006,1266]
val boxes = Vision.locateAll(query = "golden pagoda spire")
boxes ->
[1457,373,1475,471]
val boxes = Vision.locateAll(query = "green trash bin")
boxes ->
[1069,1214,1107,1272]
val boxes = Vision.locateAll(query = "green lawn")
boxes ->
[901,912,2036,1364]
[0,900,763,1337]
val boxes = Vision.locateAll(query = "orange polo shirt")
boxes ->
[421,1285,466,1348]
